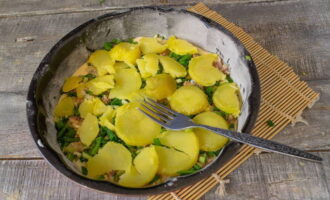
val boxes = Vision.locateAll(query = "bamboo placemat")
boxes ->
[149,3,320,200]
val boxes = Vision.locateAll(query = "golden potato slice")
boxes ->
[92,98,106,116]
[62,76,83,92]
[115,102,161,146]
[78,99,94,118]
[169,85,209,115]
[167,36,198,55]
[109,68,141,99]
[87,142,132,178]
[86,75,114,95]
[213,83,241,117]
[119,146,159,188]
[109,42,141,67]
[188,54,226,86]
[77,113,99,146]
[54,96,75,117]
[126,90,146,103]
[138,37,167,55]
[114,62,129,71]
[99,106,115,130]
[136,54,159,78]
[158,55,187,78]
[193,112,229,151]
[76,84,86,98]
[145,74,176,100]
[88,50,115,75]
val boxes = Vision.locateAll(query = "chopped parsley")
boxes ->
[81,166,88,176]
[169,52,193,67]
[266,120,275,127]
[109,98,122,106]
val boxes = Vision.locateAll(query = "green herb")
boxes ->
[62,137,79,143]
[229,123,235,129]
[206,149,222,158]
[87,137,103,156]
[81,166,88,176]
[56,122,68,139]
[148,175,161,185]
[245,55,252,61]
[80,156,88,162]
[66,91,77,97]
[204,86,216,103]
[97,175,105,180]
[83,73,96,80]
[153,138,162,146]
[86,90,94,95]
[101,126,120,142]
[266,120,275,127]
[198,153,207,164]
[177,164,202,176]
[141,79,146,89]
[157,63,163,74]
[109,98,122,106]
[113,170,125,182]
[126,38,138,44]
[103,38,137,51]
[226,75,233,83]
[55,118,68,131]
[193,164,202,170]
[73,106,80,116]
[66,152,78,161]
[176,77,186,87]
[214,109,227,118]
[169,52,192,67]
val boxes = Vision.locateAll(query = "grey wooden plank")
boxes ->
[0,0,283,17]
[0,153,329,200]
[0,1,329,96]
[208,0,330,81]
[203,152,330,200]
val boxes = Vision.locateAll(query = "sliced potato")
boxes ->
[54,96,75,117]
[76,84,86,98]
[93,98,106,116]
[158,56,187,78]
[145,74,176,100]
[213,83,241,117]
[87,142,132,178]
[114,62,129,71]
[136,54,159,78]
[167,36,198,55]
[109,68,141,99]
[193,112,229,151]
[78,99,94,118]
[115,102,161,146]
[85,75,114,95]
[126,90,146,103]
[155,146,193,176]
[99,106,116,130]
[188,54,226,86]
[119,146,159,188]
[62,76,83,92]
[88,50,115,75]
[169,85,209,115]
[138,37,167,55]
[77,113,99,146]
[109,42,141,67]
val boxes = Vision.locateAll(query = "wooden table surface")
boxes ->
[0,0,330,199]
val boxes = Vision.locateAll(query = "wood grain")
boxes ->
[0,152,329,200]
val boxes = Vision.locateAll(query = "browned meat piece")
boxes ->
[69,116,83,129]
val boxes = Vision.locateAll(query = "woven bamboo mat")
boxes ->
[148,3,320,200]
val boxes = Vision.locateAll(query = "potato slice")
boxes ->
[136,54,159,78]
[76,84,86,98]
[169,85,209,115]
[114,62,130,71]
[159,56,187,78]
[77,113,99,146]
[193,112,229,151]
[88,50,115,75]
[138,37,167,55]
[92,98,107,116]
[99,106,116,130]
[115,102,161,146]
[167,36,198,55]
[145,74,176,100]
[109,42,141,67]
[188,54,226,86]
[109,68,141,99]
[155,130,199,176]
[62,76,83,92]
[54,96,75,117]
[85,75,114,95]
[78,99,94,118]
[213,83,241,117]
[119,146,159,188]
[87,142,132,178]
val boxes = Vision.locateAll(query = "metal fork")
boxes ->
[138,98,322,162]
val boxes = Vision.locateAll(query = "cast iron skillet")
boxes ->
[26,7,260,196]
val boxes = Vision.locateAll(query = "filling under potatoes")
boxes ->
[53,35,242,188]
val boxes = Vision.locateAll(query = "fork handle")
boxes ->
[195,124,322,162]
